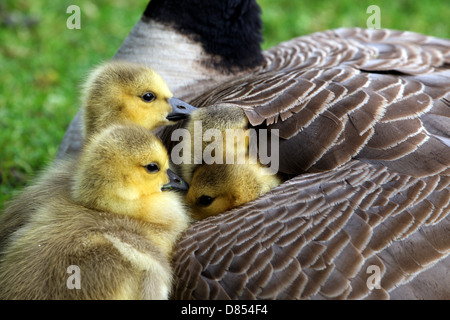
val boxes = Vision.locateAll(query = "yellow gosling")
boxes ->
[81,60,196,139]
[178,104,281,220]
[0,125,190,299]
[186,162,281,220]
[0,60,195,265]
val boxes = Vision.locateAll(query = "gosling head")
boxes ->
[180,104,250,183]
[185,162,281,220]
[72,125,188,222]
[82,60,196,138]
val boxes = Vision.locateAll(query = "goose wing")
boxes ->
[187,28,450,177]
[171,28,450,300]
[172,160,450,299]
[262,28,450,75]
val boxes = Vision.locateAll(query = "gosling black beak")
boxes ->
[161,169,189,192]
[166,98,197,121]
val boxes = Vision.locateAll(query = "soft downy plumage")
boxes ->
[0,60,195,271]
[0,125,190,299]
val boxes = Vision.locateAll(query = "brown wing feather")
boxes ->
[186,29,450,177]
[172,160,450,299]
[170,28,450,300]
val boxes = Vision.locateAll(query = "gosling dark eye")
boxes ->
[197,195,215,207]
[144,163,160,173]
[141,92,156,102]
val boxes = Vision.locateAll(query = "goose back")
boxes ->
[168,28,450,299]
[172,160,450,299]
[185,28,450,177]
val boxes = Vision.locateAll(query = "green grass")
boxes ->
[0,0,449,211]
[258,0,449,48]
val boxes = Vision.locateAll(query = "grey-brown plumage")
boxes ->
[53,1,449,299]
[0,159,73,261]
[172,160,449,299]
[0,125,190,299]
[168,29,450,299]
[187,28,450,177]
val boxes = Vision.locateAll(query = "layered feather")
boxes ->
[169,28,450,299]
[172,161,449,299]
[188,28,450,176]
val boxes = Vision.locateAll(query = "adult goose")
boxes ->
[56,0,450,299]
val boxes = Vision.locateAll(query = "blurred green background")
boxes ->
[1,0,449,210]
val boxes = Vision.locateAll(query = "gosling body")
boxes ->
[0,61,194,266]
[0,125,189,299]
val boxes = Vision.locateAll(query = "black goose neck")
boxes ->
[143,0,264,72]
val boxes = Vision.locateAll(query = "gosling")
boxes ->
[81,60,196,139]
[0,125,190,299]
[0,60,195,260]
[177,104,282,220]
[186,162,281,220]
